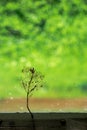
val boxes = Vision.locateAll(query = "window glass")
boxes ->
[0,0,87,112]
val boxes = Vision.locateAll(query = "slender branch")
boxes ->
[21,80,27,92]
[28,73,33,93]
[30,85,37,94]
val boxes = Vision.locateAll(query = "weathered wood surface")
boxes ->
[0,113,87,130]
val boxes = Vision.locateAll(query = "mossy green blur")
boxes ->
[0,0,87,98]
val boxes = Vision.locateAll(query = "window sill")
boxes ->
[0,112,87,130]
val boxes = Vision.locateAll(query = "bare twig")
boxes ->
[21,66,44,130]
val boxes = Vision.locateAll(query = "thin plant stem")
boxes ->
[27,92,33,118]
[21,67,44,130]
[27,92,36,130]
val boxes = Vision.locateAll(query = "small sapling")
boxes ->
[21,66,44,130]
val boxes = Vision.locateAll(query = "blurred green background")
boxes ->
[0,0,87,99]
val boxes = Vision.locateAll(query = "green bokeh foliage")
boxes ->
[0,0,87,98]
